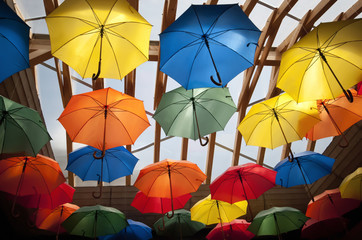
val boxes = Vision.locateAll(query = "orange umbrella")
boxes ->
[306,89,362,146]
[0,155,65,216]
[134,159,206,218]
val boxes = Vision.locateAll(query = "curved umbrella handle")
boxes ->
[92,61,101,80]
[199,136,209,146]
[92,185,102,199]
[157,215,166,231]
[11,202,20,218]
[210,72,223,86]
[344,89,354,103]
[338,133,349,148]
[166,209,174,219]
[93,150,105,159]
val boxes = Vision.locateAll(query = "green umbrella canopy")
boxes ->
[62,205,127,238]
[248,207,309,237]
[0,96,51,157]
[154,209,205,238]
[153,87,236,145]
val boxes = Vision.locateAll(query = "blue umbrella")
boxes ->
[274,151,335,201]
[99,219,152,240]
[160,4,261,89]
[0,1,30,83]
[67,145,138,198]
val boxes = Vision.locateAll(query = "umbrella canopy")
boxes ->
[306,89,362,145]
[62,205,127,239]
[159,4,261,89]
[131,191,191,214]
[45,0,152,80]
[99,219,152,240]
[134,159,206,217]
[301,218,346,240]
[238,93,320,150]
[306,188,361,221]
[153,87,236,145]
[339,167,362,200]
[276,19,362,103]
[206,219,254,240]
[247,207,309,239]
[154,209,205,239]
[0,1,30,83]
[190,195,247,225]
[0,96,52,157]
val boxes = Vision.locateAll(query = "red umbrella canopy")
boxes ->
[210,163,277,204]
[306,188,361,221]
[301,218,346,240]
[131,191,191,214]
[207,219,254,240]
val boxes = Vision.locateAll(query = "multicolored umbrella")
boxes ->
[206,219,254,240]
[339,167,362,200]
[45,0,152,80]
[99,219,152,240]
[160,4,261,89]
[153,87,236,145]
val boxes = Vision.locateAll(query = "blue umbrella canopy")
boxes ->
[99,219,152,240]
[0,1,30,83]
[160,4,261,89]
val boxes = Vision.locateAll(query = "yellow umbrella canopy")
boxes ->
[45,0,152,80]
[190,195,247,225]
[339,167,362,201]
[238,93,320,149]
[276,19,362,103]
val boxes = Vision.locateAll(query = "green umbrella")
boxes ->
[154,209,205,239]
[248,207,309,240]
[61,205,127,239]
[0,95,51,157]
[153,87,236,146]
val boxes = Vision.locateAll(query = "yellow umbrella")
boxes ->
[276,19,362,103]
[238,93,320,150]
[190,195,247,225]
[339,167,362,200]
[45,0,152,80]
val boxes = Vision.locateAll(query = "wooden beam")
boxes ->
[205,0,218,5]
[242,0,258,16]
[306,140,316,152]
[256,147,266,165]
[29,49,53,67]
[154,123,161,163]
[337,1,362,20]
[181,138,188,160]
[205,133,216,184]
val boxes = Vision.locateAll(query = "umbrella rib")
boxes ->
[28,162,62,196]
[0,33,29,67]
[203,5,234,36]
[69,111,104,142]
[171,168,200,192]
[186,42,208,89]
[81,32,102,78]
[103,30,122,79]
[100,0,118,25]
[323,103,362,117]
[46,16,99,28]
[84,0,102,26]
[323,51,362,70]
[138,169,167,196]
[194,101,226,130]
[97,211,118,234]
[241,111,273,145]
[107,150,134,176]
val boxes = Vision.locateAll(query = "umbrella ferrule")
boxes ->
[272,108,279,121]
[22,157,28,173]
[100,25,105,38]
[317,48,327,62]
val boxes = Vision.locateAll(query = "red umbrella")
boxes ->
[210,163,276,218]
[206,219,254,240]
[306,188,361,221]
[301,218,346,239]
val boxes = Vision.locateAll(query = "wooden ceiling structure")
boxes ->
[1,0,361,189]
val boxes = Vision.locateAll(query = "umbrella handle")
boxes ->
[92,61,101,80]
[199,136,209,146]
[343,87,353,103]
[11,202,20,218]
[210,72,223,86]
[157,215,166,231]
[93,150,105,159]
[166,209,174,218]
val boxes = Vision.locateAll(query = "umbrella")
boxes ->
[67,145,138,198]
[274,151,335,201]
[62,205,127,240]
[131,190,191,214]
[45,0,152,80]
[339,167,362,200]
[0,1,30,83]
[306,89,362,147]
[357,81,362,95]
[276,19,362,103]
[301,218,346,240]
[0,154,65,216]
[154,209,205,239]
[210,163,276,218]
[306,188,361,221]
[0,95,52,157]
[153,87,236,145]
[99,219,152,240]
[237,93,320,153]
[36,203,79,240]
[206,219,254,240]
[134,159,206,218]
[247,207,309,240]
[160,4,261,89]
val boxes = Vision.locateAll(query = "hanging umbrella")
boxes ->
[0,95,52,157]
[0,1,30,83]
[276,19,362,103]
[237,93,320,152]
[67,145,138,198]
[274,151,335,201]
[339,167,362,200]
[0,155,65,216]
[301,218,346,240]
[45,0,152,80]
[206,219,254,240]
[210,163,276,218]
[62,205,128,240]
[357,81,362,95]
[247,207,309,240]
[306,188,361,221]
[306,89,362,147]
[153,87,236,145]
[36,203,79,240]
[134,159,206,218]
[160,4,261,89]
[99,219,152,240]
[154,209,205,239]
